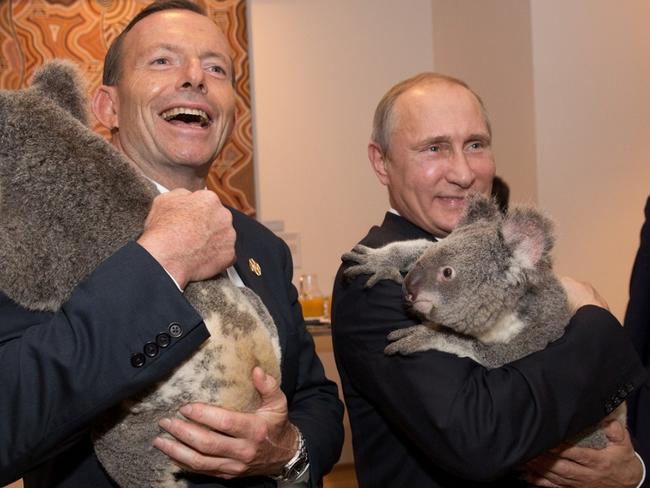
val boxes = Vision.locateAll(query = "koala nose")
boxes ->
[403,268,423,302]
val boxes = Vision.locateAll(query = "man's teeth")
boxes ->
[161,107,209,123]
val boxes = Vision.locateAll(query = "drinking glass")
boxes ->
[299,274,324,318]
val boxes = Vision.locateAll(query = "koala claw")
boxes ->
[342,244,404,288]
[386,325,425,341]
[365,269,403,288]
[384,325,432,355]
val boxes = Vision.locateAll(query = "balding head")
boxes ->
[371,72,491,157]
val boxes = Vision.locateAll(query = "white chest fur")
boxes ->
[477,312,526,344]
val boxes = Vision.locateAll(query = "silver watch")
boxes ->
[272,426,309,483]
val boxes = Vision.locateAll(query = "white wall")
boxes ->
[531,0,650,320]
[248,0,434,297]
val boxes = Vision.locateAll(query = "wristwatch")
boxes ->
[272,426,310,483]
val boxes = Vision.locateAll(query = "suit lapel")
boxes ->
[233,236,290,358]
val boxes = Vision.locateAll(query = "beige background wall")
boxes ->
[530,0,650,321]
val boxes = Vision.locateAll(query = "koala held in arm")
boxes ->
[0,61,281,487]
[343,193,624,449]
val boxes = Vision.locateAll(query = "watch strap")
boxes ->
[271,424,310,483]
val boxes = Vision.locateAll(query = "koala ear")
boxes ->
[30,59,88,126]
[502,206,555,270]
[457,192,500,228]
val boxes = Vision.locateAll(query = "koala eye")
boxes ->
[440,266,455,281]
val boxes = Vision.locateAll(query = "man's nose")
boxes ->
[179,59,206,93]
[447,151,475,188]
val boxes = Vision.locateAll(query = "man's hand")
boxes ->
[137,189,236,289]
[522,420,643,487]
[152,367,298,479]
[560,276,610,314]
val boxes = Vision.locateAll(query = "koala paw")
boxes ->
[384,325,434,355]
[342,244,404,288]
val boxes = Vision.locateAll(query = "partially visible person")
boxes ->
[331,72,645,487]
[624,195,650,488]
[0,1,343,487]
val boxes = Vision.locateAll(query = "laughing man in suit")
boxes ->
[0,1,343,486]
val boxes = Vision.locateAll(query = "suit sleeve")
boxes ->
[624,196,650,474]
[625,196,650,362]
[332,270,646,481]
[0,242,209,485]
[276,242,344,485]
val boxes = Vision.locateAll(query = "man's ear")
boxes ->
[92,85,119,132]
[368,141,389,186]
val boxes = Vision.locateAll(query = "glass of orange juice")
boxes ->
[299,274,324,318]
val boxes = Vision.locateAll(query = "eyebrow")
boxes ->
[466,133,492,145]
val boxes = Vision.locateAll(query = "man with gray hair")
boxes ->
[332,72,646,487]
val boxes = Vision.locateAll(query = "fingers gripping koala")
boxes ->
[343,193,624,449]
[0,61,281,487]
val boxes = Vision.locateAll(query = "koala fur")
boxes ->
[0,60,281,487]
[343,193,624,449]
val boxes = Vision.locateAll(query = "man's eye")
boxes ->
[208,65,226,75]
[467,141,486,151]
[427,143,451,154]
[151,58,168,65]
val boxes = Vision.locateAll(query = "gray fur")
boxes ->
[344,193,623,449]
[342,238,432,287]
[0,60,281,487]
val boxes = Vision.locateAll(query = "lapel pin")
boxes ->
[248,258,262,276]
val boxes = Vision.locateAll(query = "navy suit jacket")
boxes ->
[625,196,650,486]
[0,208,343,487]
[332,212,646,488]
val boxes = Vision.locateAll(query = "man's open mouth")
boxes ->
[161,107,211,128]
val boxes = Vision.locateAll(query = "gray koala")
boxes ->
[343,193,624,448]
[0,60,281,487]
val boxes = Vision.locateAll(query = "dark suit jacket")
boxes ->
[331,211,646,488]
[0,208,343,487]
[625,196,650,486]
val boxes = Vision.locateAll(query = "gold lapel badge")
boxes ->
[248,258,262,277]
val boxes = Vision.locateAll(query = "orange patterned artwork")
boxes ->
[0,0,256,215]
